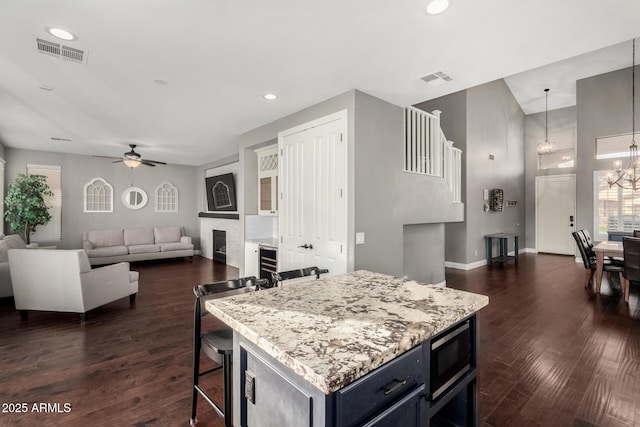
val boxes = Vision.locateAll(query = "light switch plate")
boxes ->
[355,232,365,245]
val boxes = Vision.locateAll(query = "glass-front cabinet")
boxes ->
[256,145,278,216]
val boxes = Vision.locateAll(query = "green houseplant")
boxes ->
[4,173,53,245]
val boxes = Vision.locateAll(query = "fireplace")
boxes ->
[212,229,227,264]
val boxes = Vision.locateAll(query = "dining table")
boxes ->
[593,240,623,294]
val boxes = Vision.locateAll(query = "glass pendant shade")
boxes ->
[537,88,557,155]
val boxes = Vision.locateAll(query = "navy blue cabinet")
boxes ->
[238,314,478,427]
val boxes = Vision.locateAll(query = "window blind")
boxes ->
[27,164,61,242]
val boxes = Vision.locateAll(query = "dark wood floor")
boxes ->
[447,253,640,427]
[0,254,639,426]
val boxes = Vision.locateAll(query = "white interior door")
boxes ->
[279,112,347,275]
[536,174,576,255]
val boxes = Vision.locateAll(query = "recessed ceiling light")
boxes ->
[154,79,169,85]
[38,85,54,91]
[263,94,278,100]
[46,27,76,41]
[426,0,450,15]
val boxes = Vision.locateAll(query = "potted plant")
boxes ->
[4,173,54,246]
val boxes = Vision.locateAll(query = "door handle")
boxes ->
[298,244,313,249]
[383,378,407,395]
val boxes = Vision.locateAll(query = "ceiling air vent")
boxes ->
[420,71,453,86]
[35,37,86,65]
[36,38,61,56]
[51,137,72,143]
[61,45,84,62]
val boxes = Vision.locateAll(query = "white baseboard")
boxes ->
[445,248,533,270]
[444,260,486,271]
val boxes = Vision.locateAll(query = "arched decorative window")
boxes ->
[155,181,178,212]
[84,177,113,213]
[212,181,232,208]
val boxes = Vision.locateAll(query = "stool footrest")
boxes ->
[194,384,225,419]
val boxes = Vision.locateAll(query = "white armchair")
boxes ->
[8,249,138,321]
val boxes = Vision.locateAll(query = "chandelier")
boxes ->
[537,88,557,155]
[606,38,638,190]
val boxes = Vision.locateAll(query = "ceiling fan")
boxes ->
[109,144,167,168]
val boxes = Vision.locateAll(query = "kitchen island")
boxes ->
[206,270,489,426]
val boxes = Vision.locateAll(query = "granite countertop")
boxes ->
[246,238,278,248]
[206,270,488,394]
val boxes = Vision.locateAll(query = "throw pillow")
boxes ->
[154,227,181,243]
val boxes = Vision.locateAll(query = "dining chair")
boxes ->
[190,276,268,427]
[271,266,329,287]
[571,231,623,289]
[619,237,640,302]
[579,229,622,265]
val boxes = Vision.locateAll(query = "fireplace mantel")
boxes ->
[198,212,239,220]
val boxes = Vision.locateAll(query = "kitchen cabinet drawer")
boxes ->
[362,383,424,427]
[335,345,423,427]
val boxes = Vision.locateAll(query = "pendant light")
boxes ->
[606,38,639,191]
[537,88,557,155]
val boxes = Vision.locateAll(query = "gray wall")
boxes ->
[5,148,199,249]
[237,90,357,272]
[233,89,461,284]
[576,66,639,235]
[414,90,468,265]
[465,80,525,264]
[402,223,445,284]
[524,106,576,249]
[353,91,461,283]
[414,79,525,265]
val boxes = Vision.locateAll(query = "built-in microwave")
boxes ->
[430,319,472,400]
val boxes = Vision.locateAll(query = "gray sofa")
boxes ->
[82,226,194,266]
[0,234,27,297]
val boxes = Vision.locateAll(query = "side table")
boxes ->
[484,233,518,268]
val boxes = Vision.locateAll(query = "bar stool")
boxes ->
[190,276,267,427]
[271,266,329,287]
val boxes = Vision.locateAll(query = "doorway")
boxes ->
[278,110,348,275]
[535,174,576,255]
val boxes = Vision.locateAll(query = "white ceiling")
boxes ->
[0,1,639,166]
[505,40,635,115]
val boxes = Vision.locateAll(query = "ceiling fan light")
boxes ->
[123,159,142,168]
